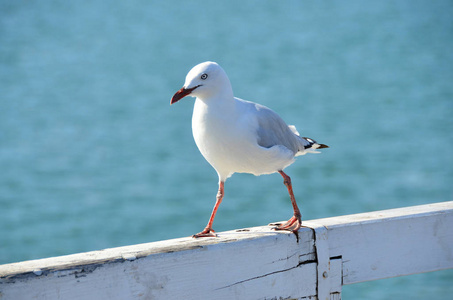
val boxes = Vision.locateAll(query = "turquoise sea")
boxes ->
[1,1,452,298]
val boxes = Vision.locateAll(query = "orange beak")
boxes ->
[170,85,200,105]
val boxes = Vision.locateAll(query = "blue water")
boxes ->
[1,1,452,298]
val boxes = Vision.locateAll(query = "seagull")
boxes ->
[171,61,328,238]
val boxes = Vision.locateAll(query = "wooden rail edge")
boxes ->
[1,201,452,299]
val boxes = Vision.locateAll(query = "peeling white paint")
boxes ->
[0,201,452,300]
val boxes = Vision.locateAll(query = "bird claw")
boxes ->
[192,228,217,238]
[273,215,301,233]
[272,216,301,242]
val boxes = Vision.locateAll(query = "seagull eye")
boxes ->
[200,73,208,80]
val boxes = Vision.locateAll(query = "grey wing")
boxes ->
[254,103,303,154]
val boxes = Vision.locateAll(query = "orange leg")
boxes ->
[193,181,225,238]
[274,171,302,234]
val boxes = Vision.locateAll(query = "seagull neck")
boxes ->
[196,88,235,111]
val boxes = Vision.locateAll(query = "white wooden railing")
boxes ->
[1,201,452,300]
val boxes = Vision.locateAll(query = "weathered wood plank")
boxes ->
[1,201,452,300]
[316,201,453,285]
[0,228,319,299]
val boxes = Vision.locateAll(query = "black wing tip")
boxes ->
[302,137,329,149]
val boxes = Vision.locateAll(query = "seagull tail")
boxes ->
[288,125,328,155]
[296,136,329,156]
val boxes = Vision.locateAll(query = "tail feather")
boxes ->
[288,125,328,154]
[294,136,329,156]
[302,137,329,150]
[316,143,329,149]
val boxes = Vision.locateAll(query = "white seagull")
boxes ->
[171,61,328,238]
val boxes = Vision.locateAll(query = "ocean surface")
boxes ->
[1,1,452,298]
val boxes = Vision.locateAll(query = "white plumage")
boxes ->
[171,61,328,238]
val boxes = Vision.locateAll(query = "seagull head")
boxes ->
[171,61,232,105]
